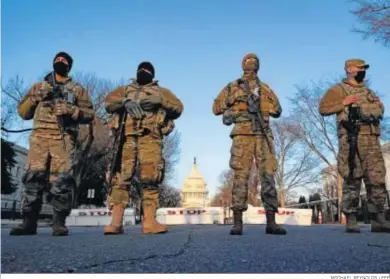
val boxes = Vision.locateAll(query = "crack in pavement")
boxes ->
[367,243,390,248]
[65,230,194,273]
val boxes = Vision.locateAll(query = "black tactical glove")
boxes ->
[123,99,145,119]
[140,94,162,111]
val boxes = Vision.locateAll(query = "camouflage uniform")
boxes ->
[320,59,389,233]
[104,76,183,234]
[11,70,94,236]
[212,53,286,235]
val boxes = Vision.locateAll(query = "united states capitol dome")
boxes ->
[180,157,209,208]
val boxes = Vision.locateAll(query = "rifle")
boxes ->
[107,111,128,196]
[49,73,72,150]
[239,80,273,152]
[347,105,360,181]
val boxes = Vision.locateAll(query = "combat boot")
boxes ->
[371,212,390,233]
[52,211,69,236]
[142,189,168,234]
[9,213,38,236]
[104,204,125,235]
[230,210,243,235]
[345,213,360,233]
[265,211,287,235]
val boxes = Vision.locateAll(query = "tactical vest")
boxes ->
[123,83,174,137]
[223,79,270,126]
[337,82,382,136]
[32,81,79,135]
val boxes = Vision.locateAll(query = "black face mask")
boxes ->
[354,70,366,83]
[53,62,69,77]
[137,70,153,85]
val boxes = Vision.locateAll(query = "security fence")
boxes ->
[3,190,389,223]
[285,191,390,224]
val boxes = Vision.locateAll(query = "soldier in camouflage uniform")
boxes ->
[10,52,94,236]
[104,61,183,235]
[320,59,389,233]
[212,53,286,235]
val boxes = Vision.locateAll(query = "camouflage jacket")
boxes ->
[319,79,384,137]
[213,77,282,137]
[105,80,183,138]
[17,73,94,139]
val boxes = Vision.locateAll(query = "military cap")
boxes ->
[242,53,259,69]
[345,59,369,69]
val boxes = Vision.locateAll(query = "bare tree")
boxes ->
[272,118,320,206]
[210,170,234,206]
[288,78,345,219]
[350,0,390,47]
[73,71,126,121]
[210,164,260,207]
[1,76,29,136]
[321,165,338,200]
[162,130,181,184]
[159,183,181,207]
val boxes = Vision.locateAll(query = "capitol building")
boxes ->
[180,158,210,208]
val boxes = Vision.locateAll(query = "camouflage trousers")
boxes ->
[21,133,76,216]
[229,134,279,212]
[107,134,164,209]
[337,134,387,213]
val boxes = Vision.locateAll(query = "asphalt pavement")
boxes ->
[1,224,390,273]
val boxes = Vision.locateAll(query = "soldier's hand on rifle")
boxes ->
[123,99,145,119]
[54,102,72,116]
[343,95,360,106]
[140,94,162,111]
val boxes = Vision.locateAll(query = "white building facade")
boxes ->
[180,158,210,208]
[1,141,28,211]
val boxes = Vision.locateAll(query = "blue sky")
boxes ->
[2,0,389,197]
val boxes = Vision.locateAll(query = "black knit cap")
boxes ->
[137,61,155,77]
[53,51,73,71]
